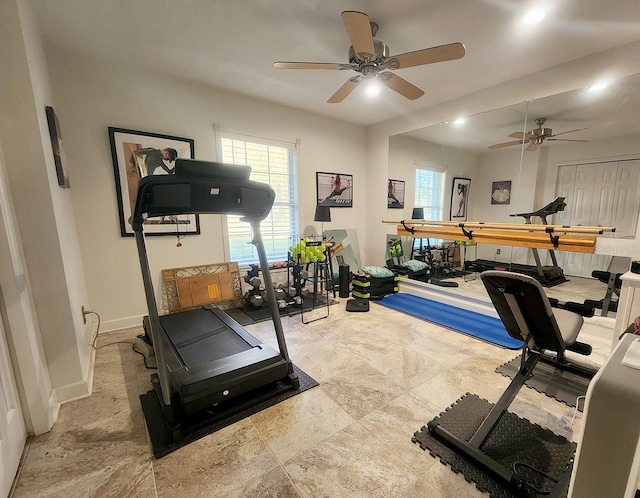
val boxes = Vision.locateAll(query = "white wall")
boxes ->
[0,0,90,413]
[45,48,367,330]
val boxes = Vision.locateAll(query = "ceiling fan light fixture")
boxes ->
[523,7,545,25]
[365,79,382,97]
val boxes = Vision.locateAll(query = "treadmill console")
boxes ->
[130,159,275,231]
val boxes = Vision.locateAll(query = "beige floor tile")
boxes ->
[251,387,355,462]
[13,418,151,498]
[226,465,301,497]
[283,422,425,498]
[152,418,279,497]
[359,390,445,475]
[320,362,408,419]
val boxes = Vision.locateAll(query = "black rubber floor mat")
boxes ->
[226,295,338,325]
[141,364,318,458]
[413,393,575,497]
[496,355,596,410]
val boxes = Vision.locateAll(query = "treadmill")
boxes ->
[131,159,299,434]
[465,197,568,287]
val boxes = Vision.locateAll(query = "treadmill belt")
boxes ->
[160,308,251,365]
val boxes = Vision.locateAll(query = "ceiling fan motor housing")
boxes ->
[348,39,389,65]
[532,127,553,139]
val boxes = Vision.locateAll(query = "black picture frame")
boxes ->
[316,171,353,207]
[108,127,198,237]
[450,177,471,221]
[45,106,70,188]
[491,180,512,205]
[387,179,405,209]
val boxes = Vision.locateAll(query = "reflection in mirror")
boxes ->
[387,72,640,316]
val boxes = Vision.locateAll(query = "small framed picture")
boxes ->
[450,177,471,221]
[387,179,405,209]
[491,180,512,205]
[45,106,70,188]
[108,127,199,237]
[316,172,353,207]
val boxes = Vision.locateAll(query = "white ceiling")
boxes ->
[26,0,640,128]
[402,71,640,151]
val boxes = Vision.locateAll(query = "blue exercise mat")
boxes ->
[378,293,524,350]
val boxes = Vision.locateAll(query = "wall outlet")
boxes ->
[496,248,501,255]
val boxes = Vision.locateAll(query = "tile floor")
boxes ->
[10,283,612,497]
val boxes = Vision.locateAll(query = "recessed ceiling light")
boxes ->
[453,117,466,125]
[588,81,608,92]
[523,8,545,24]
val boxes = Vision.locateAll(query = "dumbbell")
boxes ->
[246,277,261,288]
[244,292,263,308]
[300,287,310,297]
[277,299,287,309]
[274,288,286,300]
[260,290,269,303]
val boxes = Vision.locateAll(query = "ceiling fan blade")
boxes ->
[328,76,362,103]
[488,140,525,150]
[274,61,343,70]
[508,131,534,140]
[546,138,590,143]
[549,127,588,137]
[526,142,540,152]
[386,42,466,69]
[379,72,424,100]
[342,11,375,59]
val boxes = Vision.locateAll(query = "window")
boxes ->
[219,134,298,265]
[414,166,445,220]
[414,166,445,248]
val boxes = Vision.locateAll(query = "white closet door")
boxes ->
[555,159,640,278]
[565,165,596,276]
[555,165,576,271]
[612,159,640,238]
[582,162,618,276]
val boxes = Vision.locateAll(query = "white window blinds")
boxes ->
[414,166,445,248]
[219,135,298,265]
[414,167,445,221]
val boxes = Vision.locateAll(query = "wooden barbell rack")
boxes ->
[381,219,616,254]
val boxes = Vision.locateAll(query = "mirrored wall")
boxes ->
[387,72,640,306]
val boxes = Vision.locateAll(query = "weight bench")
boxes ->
[428,270,593,495]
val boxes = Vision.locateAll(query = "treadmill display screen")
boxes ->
[152,184,191,209]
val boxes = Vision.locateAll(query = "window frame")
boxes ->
[217,132,299,266]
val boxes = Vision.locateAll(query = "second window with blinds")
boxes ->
[414,166,445,248]
[218,133,299,266]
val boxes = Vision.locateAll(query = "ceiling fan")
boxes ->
[274,11,466,103]
[488,118,588,152]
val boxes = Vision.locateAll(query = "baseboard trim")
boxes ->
[101,314,145,333]
[54,347,96,405]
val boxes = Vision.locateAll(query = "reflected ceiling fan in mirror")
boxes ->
[489,118,588,152]
[274,11,466,103]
